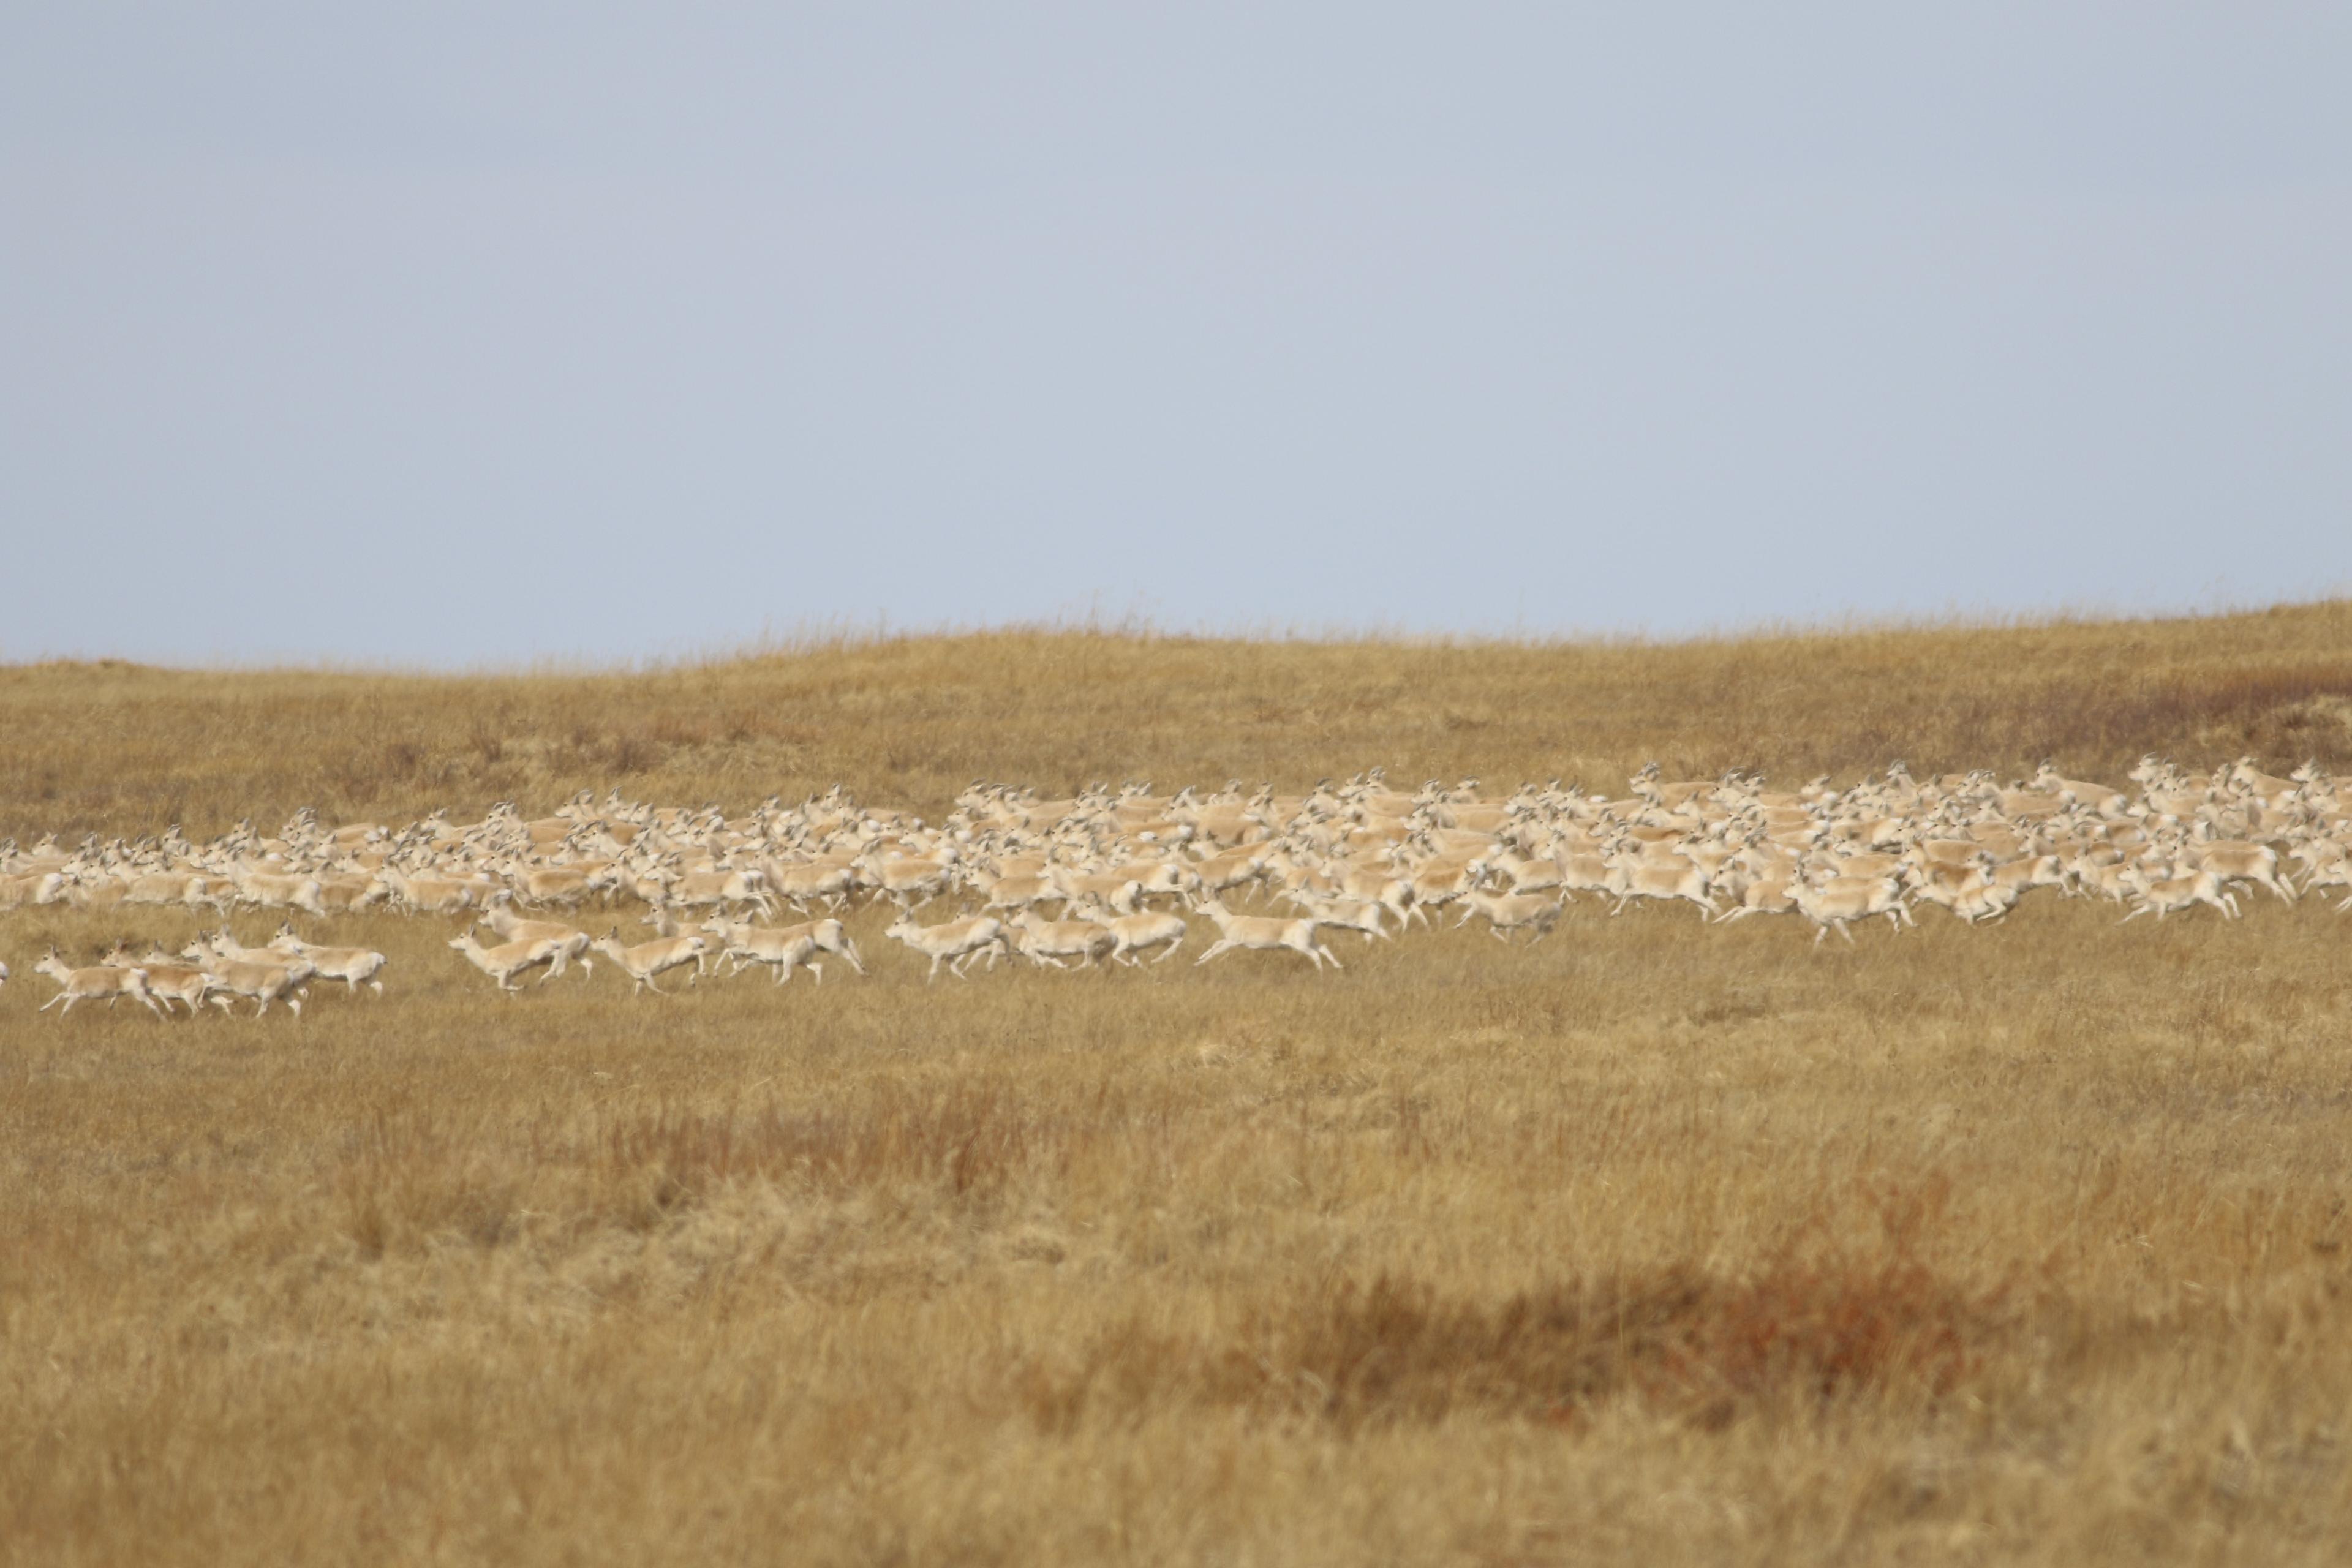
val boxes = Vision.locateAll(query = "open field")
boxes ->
[7,603,2352,1565]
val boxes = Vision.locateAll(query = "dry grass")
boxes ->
[7,603,2352,1564]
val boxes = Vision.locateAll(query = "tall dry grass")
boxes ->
[6,604,2352,1564]
[7,599,2352,840]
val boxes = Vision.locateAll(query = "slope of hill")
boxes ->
[6,598,2351,840]
[4,603,2351,1566]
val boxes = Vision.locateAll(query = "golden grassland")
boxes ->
[6,602,2352,1565]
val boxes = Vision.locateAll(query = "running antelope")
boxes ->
[590,929,709,995]
[885,913,1011,982]
[1193,898,1341,971]
[34,953,162,1018]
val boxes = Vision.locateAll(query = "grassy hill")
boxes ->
[7,598,2352,840]
[5,603,2352,1565]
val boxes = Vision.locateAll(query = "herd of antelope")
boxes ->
[3,754,2345,1017]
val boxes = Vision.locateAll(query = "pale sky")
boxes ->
[5,5,2349,665]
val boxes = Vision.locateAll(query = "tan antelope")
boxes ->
[1281,891,1393,944]
[1012,912,1117,968]
[478,900,595,979]
[2119,865,2240,923]
[34,952,162,1018]
[1403,854,1487,927]
[1084,908,1189,966]
[700,916,826,984]
[1790,876,1912,946]
[447,929,563,992]
[977,873,1059,917]
[233,869,328,916]
[769,916,865,974]
[761,858,857,912]
[100,943,218,1014]
[590,928,709,995]
[868,851,957,910]
[885,913,1011,982]
[266,929,390,995]
[1604,853,1718,920]
[2182,839,2296,903]
[176,940,306,1016]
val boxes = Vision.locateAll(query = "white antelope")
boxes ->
[1454,890,1564,943]
[1193,898,1341,971]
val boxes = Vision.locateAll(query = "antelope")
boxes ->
[1193,898,1341,971]
[885,913,1011,982]
[34,953,163,1018]
[183,933,319,988]
[1605,854,1719,919]
[1454,890,1564,943]
[175,942,306,1016]
[1403,855,1487,926]
[447,929,563,992]
[1488,848,1564,895]
[869,852,956,909]
[1789,876,1911,946]
[266,929,390,995]
[1192,848,1268,900]
[233,869,328,916]
[385,867,475,914]
[121,870,214,908]
[2182,839,2296,903]
[590,928,709,995]
[688,864,776,917]
[100,943,219,1014]
[1086,908,1189,966]
[1012,912,1117,968]
[700,916,826,984]
[1714,876,1798,924]
[769,916,865,974]
[763,858,856,911]
[1121,859,1202,903]
[1281,891,1392,943]
[506,863,595,907]
[1054,869,1144,916]
[978,873,1059,917]
[2119,866,2241,923]
[478,900,594,978]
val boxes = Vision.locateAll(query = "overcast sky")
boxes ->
[4,5,2349,665]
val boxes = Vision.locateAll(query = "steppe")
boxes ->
[6,604,2352,1565]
